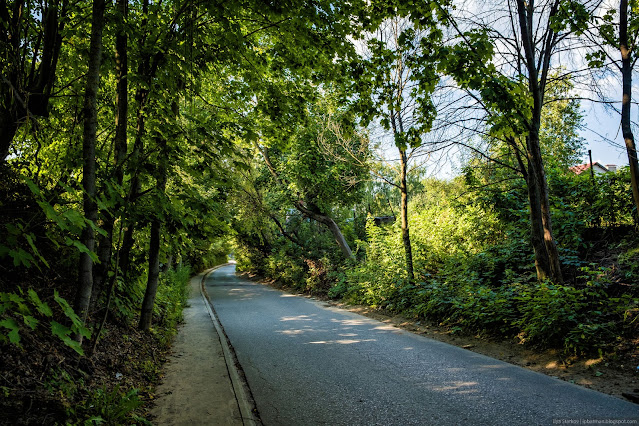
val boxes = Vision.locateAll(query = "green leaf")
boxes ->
[51,321,85,356]
[9,248,34,268]
[22,315,38,330]
[1,292,24,304]
[54,291,91,340]
[24,233,50,269]
[67,240,99,262]
[23,177,41,197]
[54,291,79,323]
[0,318,21,344]
[28,289,53,317]
[62,209,87,229]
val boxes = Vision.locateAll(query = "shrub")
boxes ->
[154,265,192,332]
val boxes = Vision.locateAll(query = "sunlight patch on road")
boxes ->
[431,381,479,393]
[307,339,376,345]
[227,288,258,300]
[278,329,309,335]
[280,315,316,322]
[330,318,368,326]
[373,324,398,331]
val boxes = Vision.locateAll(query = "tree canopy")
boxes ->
[1,0,639,422]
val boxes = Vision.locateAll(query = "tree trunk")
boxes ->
[90,0,129,311]
[516,0,563,283]
[529,133,563,283]
[113,0,129,185]
[139,98,172,331]
[324,216,353,259]
[91,221,113,312]
[139,137,168,331]
[523,103,563,284]
[620,0,639,216]
[297,204,354,259]
[525,157,552,280]
[164,254,173,272]
[138,218,161,331]
[75,0,106,337]
[398,148,414,282]
[119,223,136,281]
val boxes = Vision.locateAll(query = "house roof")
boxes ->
[569,162,609,175]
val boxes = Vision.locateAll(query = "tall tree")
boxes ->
[515,0,564,283]
[438,0,593,282]
[74,0,106,336]
[619,0,639,213]
[587,0,639,217]
[92,0,129,309]
[139,135,168,331]
[350,12,443,281]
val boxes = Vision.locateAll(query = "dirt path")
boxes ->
[151,271,244,425]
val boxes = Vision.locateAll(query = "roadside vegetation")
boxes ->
[236,161,639,357]
[2,0,639,422]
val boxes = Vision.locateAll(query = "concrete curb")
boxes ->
[199,263,259,426]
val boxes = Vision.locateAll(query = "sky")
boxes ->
[580,100,630,169]
[361,1,637,178]
[416,100,634,180]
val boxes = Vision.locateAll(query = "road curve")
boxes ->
[204,264,639,426]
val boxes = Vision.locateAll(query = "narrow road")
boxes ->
[204,264,639,425]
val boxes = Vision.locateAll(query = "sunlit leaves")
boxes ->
[585,50,606,68]
[350,12,443,149]
[550,0,590,35]
[437,29,495,90]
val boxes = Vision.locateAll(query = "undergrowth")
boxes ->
[0,264,193,424]
[239,213,638,357]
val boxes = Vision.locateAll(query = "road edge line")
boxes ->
[199,263,259,426]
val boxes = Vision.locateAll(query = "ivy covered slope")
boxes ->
[0,166,202,424]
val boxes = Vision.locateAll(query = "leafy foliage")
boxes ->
[313,172,639,355]
[2,0,639,421]
[0,288,90,354]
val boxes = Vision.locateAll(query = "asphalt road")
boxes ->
[204,264,639,426]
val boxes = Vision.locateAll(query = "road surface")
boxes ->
[204,264,639,425]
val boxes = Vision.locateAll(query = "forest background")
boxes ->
[1,0,638,423]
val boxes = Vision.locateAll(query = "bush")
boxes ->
[154,265,192,332]
[332,210,638,354]
[516,267,638,353]
[265,248,307,288]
